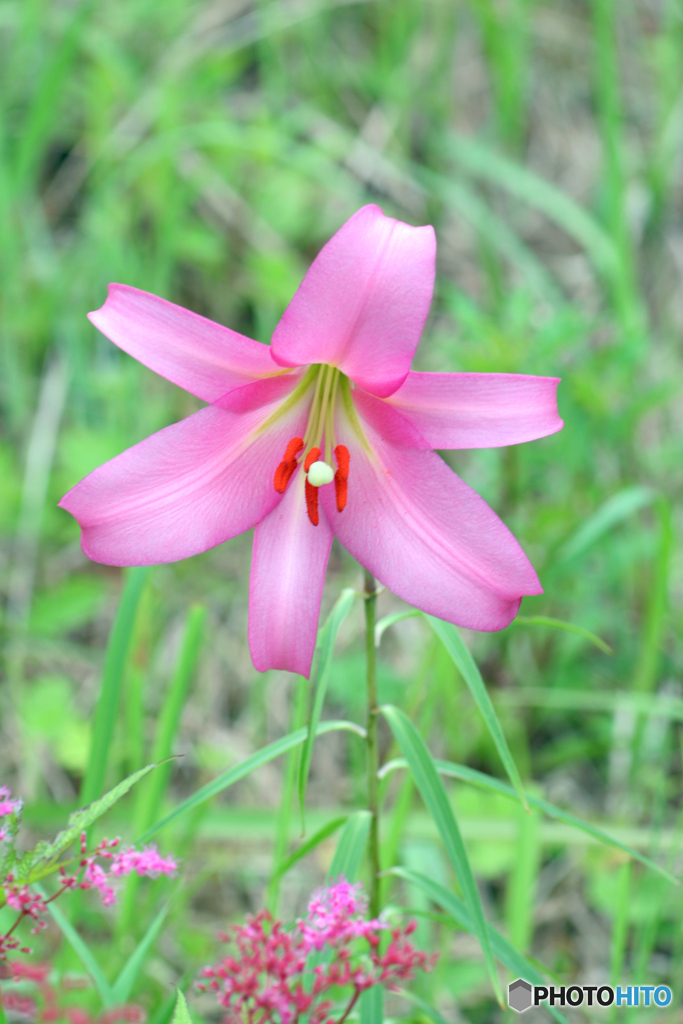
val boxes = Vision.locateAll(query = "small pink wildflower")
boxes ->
[82,862,116,908]
[108,846,177,879]
[0,786,22,818]
[298,878,384,952]
[198,878,435,1024]
[1,812,177,961]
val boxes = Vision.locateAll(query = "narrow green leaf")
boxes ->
[389,868,567,1024]
[514,616,613,654]
[374,609,421,647]
[558,486,656,562]
[426,616,528,811]
[148,989,181,1024]
[134,604,206,835]
[446,133,619,283]
[170,990,194,1024]
[395,989,452,1024]
[136,721,365,845]
[298,588,356,830]
[23,763,160,882]
[327,810,371,882]
[271,817,348,883]
[418,168,562,304]
[359,984,383,1024]
[379,757,677,884]
[40,887,114,1007]
[111,901,171,1005]
[380,705,502,1006]
[82,566,151,805]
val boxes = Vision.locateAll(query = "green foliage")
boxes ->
[381,704,502,1005]
[298,587,356,829]
[426,616,528,810]
[1,0,682,1019]
[7,762,159,888]
[170,990,193,1024]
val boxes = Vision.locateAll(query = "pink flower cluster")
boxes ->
[1,800,177,961]
[297,878,382,951]
[198,879,436,1024]
[0,960,146,1024]
[0,785,22,844]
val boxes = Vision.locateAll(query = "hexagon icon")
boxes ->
[508,979,533,1012]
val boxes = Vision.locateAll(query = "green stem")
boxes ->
[364,569,380,918]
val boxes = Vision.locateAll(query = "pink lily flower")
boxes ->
[59,205,563,677]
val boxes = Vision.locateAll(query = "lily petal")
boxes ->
[89,284,281,403]
[59,374,309,566]
[319,393,542,631]
[271,205,436,398]
[384,371,563,449]
[249,470,333,677]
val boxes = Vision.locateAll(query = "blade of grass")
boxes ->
[396,989,455,1024]
[359,985,383,1024]
[374,608,421,647]
[505,806,540,954]
[381,705,503,1006]
[298,588,356,830]
[268,673,309,913]
[81,566,151,805]
[133,604,206,835]
[513,616,613,654]
[418,167,562,305]
[445,132,619,281]
[558,486,656,563]
[327,810,371,882]
[389,868,567,1024]
[426,616,528,810]
[111,901,171,1005]
[271,816,348,883]
[379,756,678,883]
[633,498,673,693]
[136,720,365,845]
[39,886,114,1007]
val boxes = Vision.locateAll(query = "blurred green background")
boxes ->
[1,0,682,1020]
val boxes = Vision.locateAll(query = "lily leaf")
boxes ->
[426,616,528,811]
[381,705,503,1006]
[136,720,365,845]
[390,868,567,1024]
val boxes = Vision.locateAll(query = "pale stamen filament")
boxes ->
[302,364,327,451]
[313,364,335,451]
[324,369,339,464]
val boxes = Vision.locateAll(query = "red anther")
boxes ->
[334,445,349,511]
[334,475,348,512]
[334,445,349,480]
[283,437,304,461]
[304,447,321,472]
[274,437,304,493]
[305,478,319,526]
[274,459,295,493]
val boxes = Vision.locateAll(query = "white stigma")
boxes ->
[307,461,335,487]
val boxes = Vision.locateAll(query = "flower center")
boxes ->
[273,364,349,525]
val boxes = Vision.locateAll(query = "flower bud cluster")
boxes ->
[198,879,436,1024]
